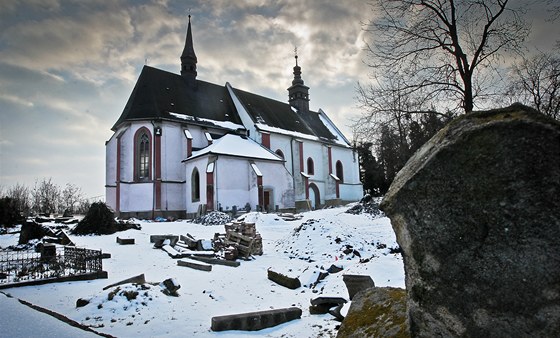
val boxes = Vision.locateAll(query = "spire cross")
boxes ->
[294,46,298,66]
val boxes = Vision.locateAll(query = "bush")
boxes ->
[72,202,119,235]
[0,197,24,227]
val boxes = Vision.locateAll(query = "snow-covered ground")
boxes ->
[0,205,404,337]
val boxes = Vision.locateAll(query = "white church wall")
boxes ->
[215,157,251,211]
[184,157,208,214]
[161,182,185,211]
[331,145,364,201]
[160,122,185,182]
[257,160,295,209]
[105,132,118,211]
[119,183,153,212]
[269,133,293,175]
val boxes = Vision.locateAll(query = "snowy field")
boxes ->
[0,205,404,337]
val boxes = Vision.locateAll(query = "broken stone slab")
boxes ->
[342,274,375,300]
[309,296,347,315]
[179,234,198,249]
[211,307,302,332]
[328,303,345,322]
[161,278,181,296]
[177,259,212,272]
[76,298,90,308]
[101,253,111,259]
[267,269,301,289]
[188,255,240,267]
[116,237,135,245]
[327,264,343,273]
[103,273,146,290]
[337,287,409,338]
[150,234,178,246]
[380,104,560,337]
[161,245,184,258]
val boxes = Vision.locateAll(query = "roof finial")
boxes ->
[294,46,298,66]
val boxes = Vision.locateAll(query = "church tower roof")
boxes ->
[181,15,197,84]
[287,50,310,113]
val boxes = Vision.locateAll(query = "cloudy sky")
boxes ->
[0,0,558,199]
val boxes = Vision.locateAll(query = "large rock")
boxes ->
[380,104,560,337]
[337,287,409,338]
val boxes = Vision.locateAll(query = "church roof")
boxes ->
[184,133,283,162]
[230,87,338,142]
[112,66,240,130]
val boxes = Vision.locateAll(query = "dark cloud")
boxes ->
[0,0,557,197]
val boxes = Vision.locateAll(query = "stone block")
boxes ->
[211,307,302,331]
[342,274,375,300]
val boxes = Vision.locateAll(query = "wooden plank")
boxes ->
[177,259,212,272]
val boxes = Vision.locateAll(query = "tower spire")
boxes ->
[181,14,197,85]
[287,48,309,113]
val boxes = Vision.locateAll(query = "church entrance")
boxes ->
[308,183,320,210]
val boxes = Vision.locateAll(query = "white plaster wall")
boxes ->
[161,122,185,182]
[105,133,118,211]
[161,182,185,211]
[331,146,361,184]
[269,133,294,175]
[184,157,208,214]
[258,160,294,209]
[105,187,116,211]
[215,158,251,210]
[119,183,153,212]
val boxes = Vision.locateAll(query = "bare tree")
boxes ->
[362,0,529,113]
[6,183,31,216]
[31,178,60,215]
[61,183,84,215]
[509,50,560,119]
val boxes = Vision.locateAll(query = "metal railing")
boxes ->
[0,246,103,285]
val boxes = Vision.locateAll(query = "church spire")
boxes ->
[287,48,310,113]
[181,15,197,85]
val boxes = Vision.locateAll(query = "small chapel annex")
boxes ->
[105,16,363,218]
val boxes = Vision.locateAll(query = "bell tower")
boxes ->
[287,49,310,113]
[181,15,197,86]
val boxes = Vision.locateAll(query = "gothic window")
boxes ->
[275,149,285,160]
[191,168,200,202]
[336,160,344,183]
[307,157,314,175]
[134,128,151,181]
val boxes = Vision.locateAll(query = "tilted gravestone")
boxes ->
[380,104,560,337]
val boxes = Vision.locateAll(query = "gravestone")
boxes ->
[380,104,560,337]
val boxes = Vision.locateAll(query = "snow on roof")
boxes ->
[317,109,351,146]
[256,123,349,147]
[250,163,263,176]
[169,112,245,131]
[185,134,283,162]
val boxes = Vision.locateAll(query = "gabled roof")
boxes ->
[184,133,283,162]
[230,87,339,143]
[112,66,241,130]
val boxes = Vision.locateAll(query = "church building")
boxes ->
[105,16,363,218]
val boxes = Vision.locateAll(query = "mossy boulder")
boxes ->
[337,287,409,338]
[381,104,560,337]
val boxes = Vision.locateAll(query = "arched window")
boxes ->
[275,149,285,160]
[307,157,314,175]
[191,168,200,202]
[336,160,344,183]
[134,128,151,181]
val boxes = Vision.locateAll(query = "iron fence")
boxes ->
[0,245,103,285]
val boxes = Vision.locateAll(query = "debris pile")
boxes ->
[150,221,264,267]
[345,194,383,217]
[195,211,231,225]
